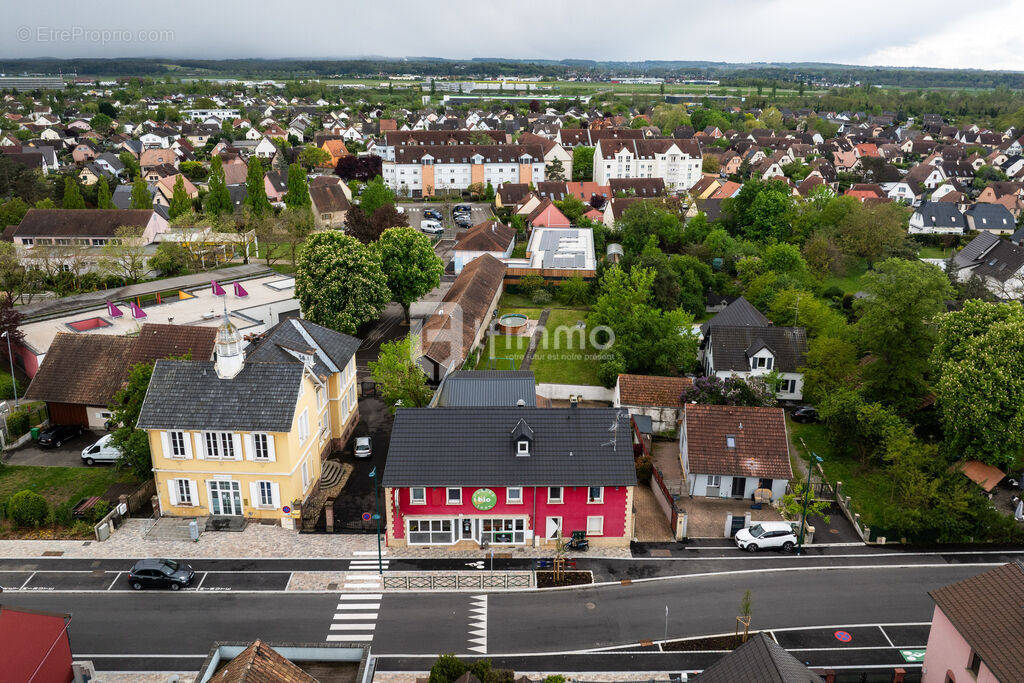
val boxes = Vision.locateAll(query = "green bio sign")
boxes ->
[471,488,498,511]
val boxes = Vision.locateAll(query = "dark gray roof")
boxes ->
[953,231,1000,269]
[966,202,1014,230]
[137,360,303,431]
[382,407,637,487]
[632,414,654,434]
[972,240,1024,282]
[914,201,963,228]
[436,371,537,407]
[702,296,770,334]
[694,633,823,683]
[707,325,808,373]
[246,318,360,378]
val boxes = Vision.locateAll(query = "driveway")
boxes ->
[399,201,493,241]
[3,429,105,467]
[325,397,393,533]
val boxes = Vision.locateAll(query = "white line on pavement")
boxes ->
[106,572,121,590]
[330,623,377,631]
[195,572,208,590]
[879,626,896,648]
[19,572,35,589]
[333,613,379,620]
[338,593,382,600]
[327,634,373,641]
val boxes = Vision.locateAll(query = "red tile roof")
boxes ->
[617,374,692,407]
[683,404,792,479]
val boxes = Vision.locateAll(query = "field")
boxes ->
[0,465,136,509]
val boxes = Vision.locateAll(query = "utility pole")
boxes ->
[796,450,823,555]
[369,467,383,574]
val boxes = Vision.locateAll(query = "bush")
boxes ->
[7,490,49,528]
[6,407,33,439]
[635,455,653,485]
[821,285,844,301]
[53,501,74,527]
[531,289,552,305]
[559,276,591,305]
[429,654,467,683]
[89,500,112,524]
[519,274,545,296]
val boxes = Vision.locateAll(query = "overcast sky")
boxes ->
[4,0,1023,71]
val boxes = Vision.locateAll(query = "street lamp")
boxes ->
[796,451,823,555]
[2,331,17,407]
[368,467,383,575]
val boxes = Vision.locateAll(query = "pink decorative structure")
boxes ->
[106,301,123,318]
[233,282,248,297]
[129,302,147,319]
[211,280,226,296]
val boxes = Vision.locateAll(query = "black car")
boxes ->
[423,209,443,221]
[128,558,195,591]
[37,424,83,449]
[792,406,820,423]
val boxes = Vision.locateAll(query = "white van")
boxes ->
[82,434,122,466]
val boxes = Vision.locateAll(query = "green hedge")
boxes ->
[6,403,46,439]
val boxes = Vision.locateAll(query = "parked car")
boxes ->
[354,436,372,459]
[454,214,473,228]
[454,204,472,213]
[128,558,195,591]
[792,406,819,423]
[37,424,83,449]
[81,433,122,465]
[734,521,798,552]
[395,205,405,214]
[420,220,444,235]
[423,209,443,221]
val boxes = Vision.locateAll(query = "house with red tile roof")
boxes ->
[614,374,693,432]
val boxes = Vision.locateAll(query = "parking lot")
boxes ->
[3,428,106,467]
[400,201,493,240]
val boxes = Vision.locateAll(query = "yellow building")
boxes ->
[137,315,361,527]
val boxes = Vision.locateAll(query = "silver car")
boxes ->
[354,436,372,459]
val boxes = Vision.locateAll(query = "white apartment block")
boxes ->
[382,145,545,197]
[593,138,703,192]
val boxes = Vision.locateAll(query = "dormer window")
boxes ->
[517,439,530,456]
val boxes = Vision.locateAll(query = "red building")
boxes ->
[0,605,73,682]
[382,407,636,549]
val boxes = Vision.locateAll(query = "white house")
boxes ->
[382,144,545,197]
[909,202,965,235]
[451,220,516,274]
[593,138,703,192]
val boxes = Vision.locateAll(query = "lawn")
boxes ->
[917,245,954,260]
[0,465,137,509]
[530,309,605,386]
[475,334,529,371]
[822,259,870,295]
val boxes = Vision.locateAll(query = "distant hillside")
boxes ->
[2,57,1022,90]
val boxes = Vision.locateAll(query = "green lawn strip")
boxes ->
[530,309,603,386]
[497,306,543,320]
[917,245,951,260]
[0,465,136,508]
[822,259,870,295]
[475,334,529,372]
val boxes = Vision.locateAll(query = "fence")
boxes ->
[383,572,534,590]
[5,402,47,442]
[121,479,155,515]
[93,480,157,541]
[650,464,684,540]
[534,383,615,402]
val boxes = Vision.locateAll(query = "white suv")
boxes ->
[734,521,798,552]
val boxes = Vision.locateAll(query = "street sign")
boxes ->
[900,649,926,663]
[282,506,291,514]
[361,512,372,521]
[834,630,852,643]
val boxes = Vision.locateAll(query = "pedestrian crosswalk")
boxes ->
[328,593,381,642]
[468,594,488,654]
[345,558,388,590]
[347,558,390,572]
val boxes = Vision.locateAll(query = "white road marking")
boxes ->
[195,572,208,590]
[327,634,373,641]
[328,592,381,643]
[338,593,382,600]
[879,626,896,648]
[332,612,379,620]
[330,623,377,631]
[106,572,121,590]
[468,594,488,654]
[19,572,36,589]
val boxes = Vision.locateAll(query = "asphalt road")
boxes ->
[0,564,992,672]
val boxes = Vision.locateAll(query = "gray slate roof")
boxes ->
[436,371,537,407]
[707,325,808,373]
[953,231,1000,269]
[913,201,963,228]
[701,296,770,334]
[382,407,637,487]
[693,633,822,683]
[246,318,360,378]
[137,360,303,432]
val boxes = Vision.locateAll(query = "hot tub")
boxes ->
[496,313,529,335]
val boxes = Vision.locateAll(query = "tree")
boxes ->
[298,145,331,170]
[546,158,566,182]
[359,176,396,215]
[0,197,28,229]
[767,289,845,338]
[559,275,591,305]
[100,225,149,283]
[335,155,383,183]
[204,156,233,216]
[833,201,909,266]
[587,266,697,385]
[283,163,311,209]
[761,107,784,130]
[618,202,684,254]
[369,335,433,411]
[90,112,114,133]
[295,231,390,334]
[130,177,151,209]
[375,226,443,324]
[933,301,1024,467]
[119,151,141,180]
[856,258,952,412]
[0,241,38,304]
[281,206,315,265]
[149,241,190,276]
[800,335,859,404]
[680,375,778,407]
[650,103,690,135]
[62,177,85,209]
[168,175,191,219]
[243,157,271,217]
[572,146,594,181]
[96,177,114,209]
[109,361,155,479]
[721,179,793,242]
[345,204,408,244]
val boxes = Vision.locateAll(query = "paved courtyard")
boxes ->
[683,495,785,538]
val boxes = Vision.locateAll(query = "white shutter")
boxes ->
[166,480,179,506]
[249,482,260,509]
[193,433,205,460]
[182,433,193,459]
[266,434,276,462]
[159,432,170,459]
[270,482,281,509]
[231,433,243,461]
[187,480,198,507]
[243,434,255,461]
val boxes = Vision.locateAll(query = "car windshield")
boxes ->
[159,559,179,574]
[747,524,765,538]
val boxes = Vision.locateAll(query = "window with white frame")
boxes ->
[506,487,523,504]
[257,481,274,507]
[586,515,604,536]
[298,410,310,443]
[548,486,563,503]
[252,433,270,461]
[204,431,236,460]
[176,479,193,506]
[410,487,426,504]
[516,439,530,456]
[446,487,462,505]
[707,474,722,487]
[168,431,187,458]
[316,386,325,409]
[588,486,604,503]
[301,460,310,489]
[407,519,454,544]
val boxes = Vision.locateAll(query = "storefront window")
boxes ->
[408,519,454,544]
[481,518,525,545]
